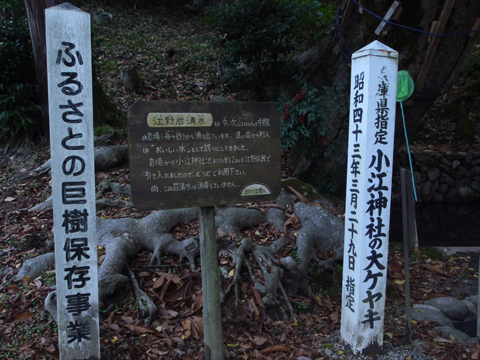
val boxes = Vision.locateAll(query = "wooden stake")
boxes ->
[199,206,224,360]
[400,168,416,344]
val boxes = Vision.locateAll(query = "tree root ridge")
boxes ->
[31,186,345,323]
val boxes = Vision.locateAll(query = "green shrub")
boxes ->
[0,83,42,137]
[0,0,25,18]
[0,11,42,139]
[208,0,301,99]
[0,16,34,85]
[461,40,480,82]
[277,82,347,193]
[295,0,337,48]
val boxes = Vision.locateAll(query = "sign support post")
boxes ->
[199,206,224,360]
[46,3,100,359]
[127,101,281,359]
[340,40,398,355]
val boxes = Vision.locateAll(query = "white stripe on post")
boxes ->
[46,3,100,359]
[341,40,398,355]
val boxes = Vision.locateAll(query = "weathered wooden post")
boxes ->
[400,168,415,344]
[199,206,224,360]
[478,255,480,339]
[341,40,398,355]
[46,3,100,359]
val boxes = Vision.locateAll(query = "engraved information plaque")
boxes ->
[127,101,281,210]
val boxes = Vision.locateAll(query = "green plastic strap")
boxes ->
[396,70,414,102]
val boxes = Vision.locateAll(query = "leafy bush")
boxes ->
[208,0,301,99]
[0,83,42,137]
[295,0,337,48]
[461,40,480,82]
[277,83,347,193]
[96,0,211,12]
[0,10,42,139]
[0,0,25,18]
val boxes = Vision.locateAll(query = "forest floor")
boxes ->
[1,2,480,360]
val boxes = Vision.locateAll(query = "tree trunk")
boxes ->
[23,0,63,129]
[292,0,480,194]
[23,0,125,131]
[301,0,480,136]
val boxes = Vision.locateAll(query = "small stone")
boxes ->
[441,173,456,186]
[426,167,441,181]
[458,185,474,199]
[432,192,443,202]
[421,180,431,197]
[470,166,480,176]
[465,152,474,164]
[210,95,230,102]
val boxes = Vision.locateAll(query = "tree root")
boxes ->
[226,237,297,320]
[32,184,346,323]
[127,265,157,325]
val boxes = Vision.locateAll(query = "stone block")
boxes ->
[411,304,454,327]
[438,184,448,194]
[426,167,441,181]
[421,180,432,197]
[445,188,459,203]
[432,192,443,202]
[470,166,480,176]
[439,156,452,167]
[452,160,461,170]
[446,152,466,161]
[424,297,469,321]
[413,152,435,166]
[442,173,456,186]
[458,185,474,200]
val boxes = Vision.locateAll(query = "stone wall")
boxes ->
[393,148,480,203]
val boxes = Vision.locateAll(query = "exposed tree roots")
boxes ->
[30,172,344,323]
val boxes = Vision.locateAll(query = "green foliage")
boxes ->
[309,262,343,297]
[277,82,346,192]
[208,0,301,99]
[296,300,310,311]
[0,0,24,18]
[0,10,43,139]
[0,83,42,137]
[295,0,337,47]
[461,40,480,82]
[97,0,211,13]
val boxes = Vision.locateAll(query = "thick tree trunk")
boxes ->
[292,0,480,195]
[301,0,480,136]
[23,0,125,131]
[23,0,64,127]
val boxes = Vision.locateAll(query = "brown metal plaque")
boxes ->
[127,101,281,210]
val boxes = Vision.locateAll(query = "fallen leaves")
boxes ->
[259,344,290,354]
[181,316,204,339]
[419,263,451,277]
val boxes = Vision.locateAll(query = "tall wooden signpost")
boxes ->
[128,101,281,359]
[46,4,100,359]
[341,41,398,354]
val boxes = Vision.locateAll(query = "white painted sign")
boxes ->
[341,41,398,355]
[46,3,99,359]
